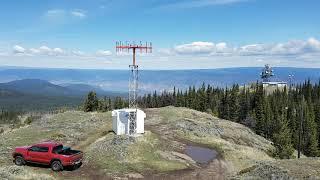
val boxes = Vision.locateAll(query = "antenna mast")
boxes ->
[116,41,152,108]
[261,64,274,82]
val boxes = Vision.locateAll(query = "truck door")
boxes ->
[27,146,50,164]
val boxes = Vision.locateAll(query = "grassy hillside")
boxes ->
[0,107,319,179]
[0,79,126,111]
[0,94,83,111]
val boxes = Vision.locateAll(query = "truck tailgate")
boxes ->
[70,152,83,163]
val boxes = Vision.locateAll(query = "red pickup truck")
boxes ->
[12,141,83,171]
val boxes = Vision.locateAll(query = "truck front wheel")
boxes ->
[51,160,63,171]
[14,156,25,166]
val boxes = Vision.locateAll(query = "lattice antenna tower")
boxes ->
[116,41,152,109]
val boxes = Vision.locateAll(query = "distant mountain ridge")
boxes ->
[60,83,110,95]
[1,66,320,92]
[0,89,24,98]
[1,79,72,96]
[0,79,126,111]
[1,67,320,111]
[0,79,124,97]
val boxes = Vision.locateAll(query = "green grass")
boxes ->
[0,109,189,179]
[237,165,258,175]
[0,107,292,179]
[149,106,276,174]
[0,111,111,164]
[86,131,188,175]
[126,132,187,173]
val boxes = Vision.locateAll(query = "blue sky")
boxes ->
[0,0,319,69]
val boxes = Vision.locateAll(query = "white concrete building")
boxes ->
[262,81,287,88]
[262,81,287,94]
[112,109,146,135]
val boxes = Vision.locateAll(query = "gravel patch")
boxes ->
[237,162,292,180]
[175,119,223,137]
[88,135,136,162]
[0,166,54,180]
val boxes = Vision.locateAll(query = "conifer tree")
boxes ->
[83,91,99,112]
[254,83,265,135]
[229,84,240,122]
[219,88,230,120]
[303,104,319,156]
[272,113,294,159]
[239,87,248,122]
[314,102,320,148]
[129,81,320,158]
[198,83,207,112]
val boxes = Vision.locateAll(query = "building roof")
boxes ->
[112,108,145,112]
[262,81,287,85]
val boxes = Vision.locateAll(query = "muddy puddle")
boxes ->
[185,145,217,164]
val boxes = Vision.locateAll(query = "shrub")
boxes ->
[51,133,66,141]
[24,117,33,125]
[83,91,99,112]
[238,165,257,175]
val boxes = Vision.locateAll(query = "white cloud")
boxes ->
[46,9,66,17]
[174,42,215,54]
[72,50,86,56]
[44,9,87,22]
[96,50,112,56]
[268,38,320,55]
[171,38,320,57]
[12,45,68,56]
[270,40,304,55]
[11,45,113,58]
[53,48,65,55]
[157,48,174,56]
[215,42,228,52]
[238,44,269,55]
[173,41,232,55]
[4,38,320,69]
[32,46,64,56]
[38,46,51,54]
[305,37,320,52]
[70,10,87,18]
[29,48,40,54]
[13,45,26,54]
